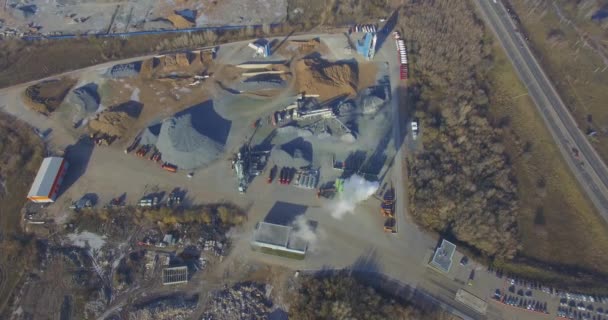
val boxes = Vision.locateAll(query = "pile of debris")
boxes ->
[295,58,358,101]
[23,78,77,114]
[201,283,272,320]
[127,294,198,320]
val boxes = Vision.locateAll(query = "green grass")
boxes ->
[255,246,306,260]
[487,38,608,285]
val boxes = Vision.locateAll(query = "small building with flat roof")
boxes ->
[27,157,68,203]
[251,221,308,255]
[429,239,456,273]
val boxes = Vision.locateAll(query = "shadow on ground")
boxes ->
[175,100,232,145]
[59,135,94,198]
[263,201,308,226]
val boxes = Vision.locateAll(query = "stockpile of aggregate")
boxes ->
[143,103,231,170]
[67,83,100,115]
[106,62,141,78]
[235,74,287,93]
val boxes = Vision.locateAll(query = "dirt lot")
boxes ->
[508,0,608,165]
[487,40,608,285]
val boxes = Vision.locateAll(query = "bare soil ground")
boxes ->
[487,40,608,285]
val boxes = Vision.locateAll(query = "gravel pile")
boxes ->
[106,62,141,78]
[155,113,223,170]
[141,103,231,170]
[67,83,100,115]
[236,74,286,92]
[360,95,384,114]
[201,283,271,320]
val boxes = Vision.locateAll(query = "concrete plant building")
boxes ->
[27,157,68,203]
[251,221,308,256]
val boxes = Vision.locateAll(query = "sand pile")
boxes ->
[167,14,194,28]
[278,38,326,57]
[88,101,142,138]
[142,103,231,170]
[23,78,77,115]
[89,110,135,138]
[295,58,358,100]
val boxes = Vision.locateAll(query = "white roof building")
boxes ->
[251,221,308,255]
[27,157,68,203]
[429,239,456,273]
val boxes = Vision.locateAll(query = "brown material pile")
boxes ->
[88,107,137,139]
[295,58,358,100]
[23,78,77,115]
[142,51,211,79]
[277,38,327,57]
[167,14,194,28]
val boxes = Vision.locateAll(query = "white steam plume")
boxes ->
[327,174,379,219]
[290,215,321,253]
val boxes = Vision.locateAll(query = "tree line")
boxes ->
[400,0,520,258]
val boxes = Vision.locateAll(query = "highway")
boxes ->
[474,0,608,219]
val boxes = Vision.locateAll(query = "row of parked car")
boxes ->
[498,293,549,314]
[501,272,608,305]
[558,306,608,320]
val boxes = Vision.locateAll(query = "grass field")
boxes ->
[508,0,608,164]
[0,114,44,315]
[487,38,608,288]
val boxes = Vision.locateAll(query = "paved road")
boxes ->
[474,0,608,219]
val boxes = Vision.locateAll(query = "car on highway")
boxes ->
[410,119,419,139]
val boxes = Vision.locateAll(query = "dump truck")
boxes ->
[381,202,394,217]
[384,218,396,233]
[162,163,177,173]
[125,136,141,154]
[268,165,278,183]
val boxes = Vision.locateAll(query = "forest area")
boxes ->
[289,272,452,320]
[400,0,520,259]
[400,0,608,288]
[0,113,44,313]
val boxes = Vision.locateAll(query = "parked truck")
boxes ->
[162,163,177,173]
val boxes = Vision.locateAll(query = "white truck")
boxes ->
[410,119,419,139]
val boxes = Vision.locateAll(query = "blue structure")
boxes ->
[356,33,372,58]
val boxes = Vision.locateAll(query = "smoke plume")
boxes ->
[328,174,379,219]
[290,215,321,252]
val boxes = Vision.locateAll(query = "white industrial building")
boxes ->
[27,157,68,203]
[251,221,308,255]
[429,239,456,273]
